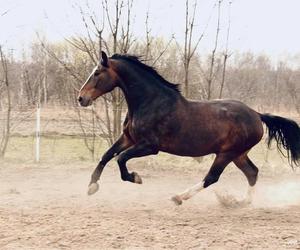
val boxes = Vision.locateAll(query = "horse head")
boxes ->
[78,51,119,106]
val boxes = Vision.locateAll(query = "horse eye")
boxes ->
[94,71,100,77]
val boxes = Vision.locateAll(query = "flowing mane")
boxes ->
[110,54,180,92]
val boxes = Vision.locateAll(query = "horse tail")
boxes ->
[260,113,300,167]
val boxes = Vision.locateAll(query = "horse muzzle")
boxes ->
[78,96,92,107]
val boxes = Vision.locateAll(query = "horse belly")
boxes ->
[159,133,218,157]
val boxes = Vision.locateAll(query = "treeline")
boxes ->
[0,39,299,114]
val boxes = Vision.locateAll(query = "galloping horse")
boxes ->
[78,51,300,205]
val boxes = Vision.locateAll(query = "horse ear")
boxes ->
[100,51,108,67]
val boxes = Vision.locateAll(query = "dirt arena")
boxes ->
[1,160,300,250]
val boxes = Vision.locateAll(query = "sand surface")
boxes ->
[1,164,300,249]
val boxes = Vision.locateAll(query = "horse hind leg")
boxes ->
[233,154,259,203]
[233,154,258,186]
[171,152,235,205]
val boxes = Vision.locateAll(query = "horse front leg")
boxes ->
[88,133,132,195]
[117,142,159,184]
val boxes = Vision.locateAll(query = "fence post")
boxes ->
[36,105,40,162]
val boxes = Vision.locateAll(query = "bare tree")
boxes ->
[104,0,135,141]
[281,64,300,114]
[181,0,216,98]
[75,107,97,160]
[206,0,222,100]
[144,11,151,61]
[119,0,135,53]
[182,0,198,97]
[39,0,136,145]
[219,0,232,99]
[0,46,11,157]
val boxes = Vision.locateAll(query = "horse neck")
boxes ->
[116,66,179,115]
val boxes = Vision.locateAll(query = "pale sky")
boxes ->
[1,0,300,62]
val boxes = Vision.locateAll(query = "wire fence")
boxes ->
[0,106,107,137]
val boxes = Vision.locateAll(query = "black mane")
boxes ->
[110,54,180,92]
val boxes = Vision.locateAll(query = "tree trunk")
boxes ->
[0,46,11,157]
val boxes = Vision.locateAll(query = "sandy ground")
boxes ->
[1,163,300,250]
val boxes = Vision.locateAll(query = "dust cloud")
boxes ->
[215,178,300,209]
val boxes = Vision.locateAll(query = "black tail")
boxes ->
[260,113,300,167]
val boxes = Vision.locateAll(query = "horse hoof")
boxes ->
[132,172,142,184]
[171,195,182,206]
[87,183,99,195]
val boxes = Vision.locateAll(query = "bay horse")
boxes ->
[78,51,300,205]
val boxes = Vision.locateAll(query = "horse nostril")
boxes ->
[78,96,83,102]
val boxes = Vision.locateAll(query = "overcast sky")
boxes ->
[1,0,300,62]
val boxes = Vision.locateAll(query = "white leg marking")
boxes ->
[171,181,205,205]
[87,182,99,195]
